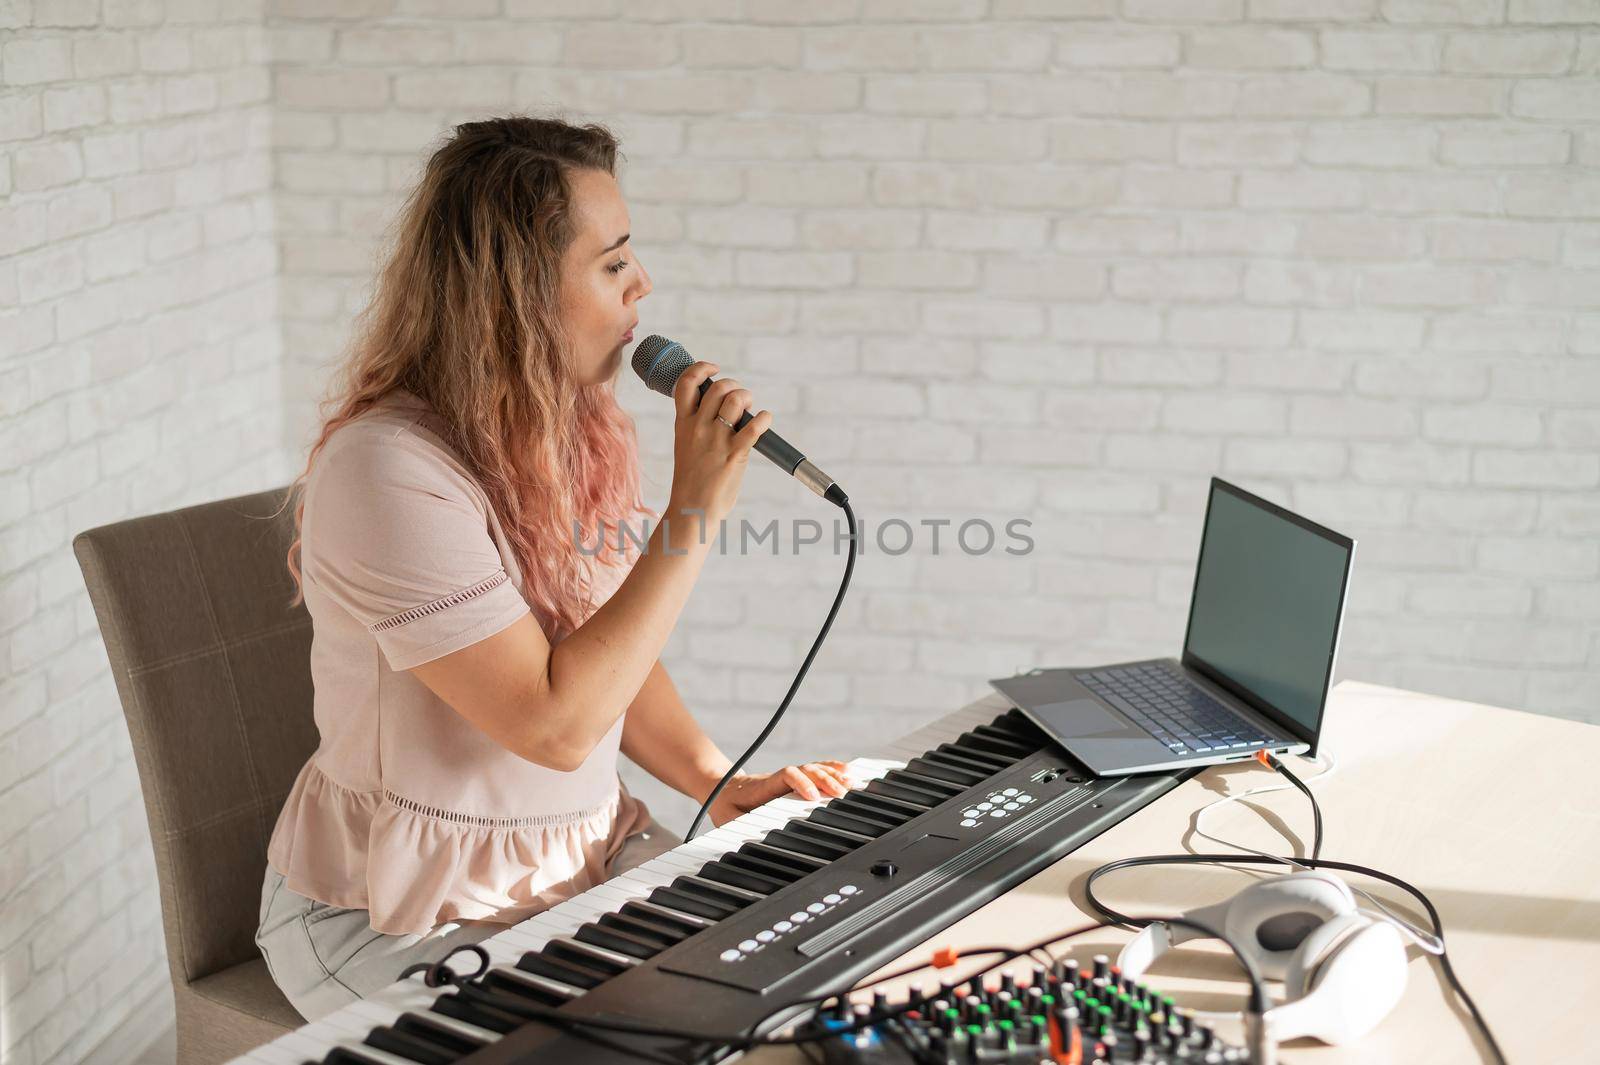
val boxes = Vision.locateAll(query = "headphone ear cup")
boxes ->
[1226,873,1361,981]
[1283,912,1369,999]
[1273,918,1408,1045]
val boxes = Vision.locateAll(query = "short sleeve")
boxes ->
[304,434,531,671]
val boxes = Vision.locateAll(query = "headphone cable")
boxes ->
[1083,853,1504,1063]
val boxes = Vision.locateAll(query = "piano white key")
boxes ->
[272,1028,366,1065]
[240,1042,303,1065]
[539,891,612,926]
[844,756,893,778]
[734,807,791,831]
[316,1013,382,1048]
[617,859,683,887]
[760,799,816,822]
[905,713,982,749]
[582,882,650,909]
[915,701,1002,745]
[540,893,616,925]
[693,824,759,855]
[538,899,616,933]
[495,908,591,953]
[717,818,770,842]
[850,756,910,782]
[275,1029,333,1059]
[344,999,410,1035]
[636,848,703,875]
[479,936,525,969]
[358,976,441,1018]
[669,837,733,866]
[607,870,676,899]
[882,738,930,760]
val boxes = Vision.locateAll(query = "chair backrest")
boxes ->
[73,485,318,985]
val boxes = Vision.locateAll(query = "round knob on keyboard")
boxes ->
[870,859,898,878]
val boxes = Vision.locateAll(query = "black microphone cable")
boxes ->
[684,494,857,841]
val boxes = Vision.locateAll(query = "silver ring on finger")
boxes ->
[715,415,734,429]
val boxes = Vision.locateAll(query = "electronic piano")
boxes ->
[231,691,1198,1065]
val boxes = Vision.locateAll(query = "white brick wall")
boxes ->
[1,4,290,1065]
[3,2,1599,1061]
[269,1,1600,836]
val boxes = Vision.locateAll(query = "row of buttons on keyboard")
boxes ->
[716,885,861,963]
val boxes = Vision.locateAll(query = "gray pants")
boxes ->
[255,819,681,1022]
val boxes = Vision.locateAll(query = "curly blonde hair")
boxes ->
[281,115,653,643]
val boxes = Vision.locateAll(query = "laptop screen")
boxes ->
[1182,479,1354,748]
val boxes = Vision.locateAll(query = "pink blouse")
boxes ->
[267,389,652,935]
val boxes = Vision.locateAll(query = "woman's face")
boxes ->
[560,167,652,386]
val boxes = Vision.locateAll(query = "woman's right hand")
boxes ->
[668,360,772,526]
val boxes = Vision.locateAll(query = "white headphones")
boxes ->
[1117,870,1409,1046]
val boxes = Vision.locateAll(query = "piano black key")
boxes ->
[515,949,610,989]
[544,936,637,975]
[482,967,576,1008]
[785,818,874,849]
[739,840,830,873]
[394,1013,490,1055]
[621,898,714,934]
[891,766,968,794]
[761,827,851,861]
[721,850,807,884]
[934,741,1013,772]
[996,707,1049,740]
[837,790,925,821]
[648,885,738,921]
[826,793,909,828]
[882,768,963,798]
[596,911,683,948]
[864,777,942,808]
[431,994,522,1035]
[921,745,992,780]
[805,805,894,838]
[325,1048,413,1065]
[672,873,764,908]
[457,984,564,1024]
[364,1026,453,1065]
[393,1010,486,1049]
[962,725,1035,759]
[696,859,788,895]
[905,755,988,787]
[575,919,665,959]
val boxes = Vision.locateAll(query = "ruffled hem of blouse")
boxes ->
[266,758,653,936]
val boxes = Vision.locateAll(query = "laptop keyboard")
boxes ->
[1077,662,1272,757]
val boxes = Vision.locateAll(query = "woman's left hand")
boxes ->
[707,760,852,827]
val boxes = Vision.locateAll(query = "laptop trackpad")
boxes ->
[1034,699,1144,739]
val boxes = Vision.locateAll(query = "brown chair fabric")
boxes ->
[73,485,317,1062]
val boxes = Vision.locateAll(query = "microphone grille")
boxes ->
[631,334,693,397]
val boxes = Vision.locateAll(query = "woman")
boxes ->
[256,115,851,1022]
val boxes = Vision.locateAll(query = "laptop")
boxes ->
[989,477,1355,777]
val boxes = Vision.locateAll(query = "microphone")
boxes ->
[632,334,848,508]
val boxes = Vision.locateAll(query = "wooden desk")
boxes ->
[747,681,1600,1064]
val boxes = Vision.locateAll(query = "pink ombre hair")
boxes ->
[279,115,654,644]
